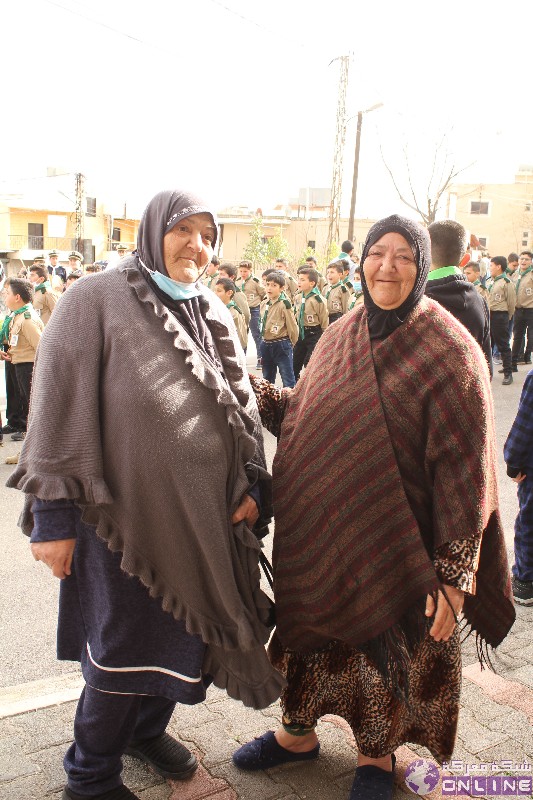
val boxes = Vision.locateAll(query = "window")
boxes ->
[112,227,121,242]
[478,237,487,248]
[470,201,489,215]
[525,204,531,212]
[523,232,529,238]
[522,232,530,247]
[307,240,316,249]
[28,223,44,249]
[86,197,96,217]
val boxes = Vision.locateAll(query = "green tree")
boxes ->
[266,228,291,264]
[242,215,268,269]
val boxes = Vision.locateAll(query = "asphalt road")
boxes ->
[0,357,526,690]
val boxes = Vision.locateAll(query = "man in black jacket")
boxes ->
[426,220,492,377]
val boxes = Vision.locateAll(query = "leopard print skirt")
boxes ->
[269,627,461,763]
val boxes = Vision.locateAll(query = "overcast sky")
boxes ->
[2,0,532,220]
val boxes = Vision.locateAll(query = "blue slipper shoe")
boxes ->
[232,730,320,771]
[349,754,396,799]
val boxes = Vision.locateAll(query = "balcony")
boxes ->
[1,235,76,253]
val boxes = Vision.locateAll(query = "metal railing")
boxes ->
[3,236,76,252]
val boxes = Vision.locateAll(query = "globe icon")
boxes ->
[404,759,440,795]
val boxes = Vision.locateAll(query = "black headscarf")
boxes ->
[135,189,221,368]
[360,214,431,340]
[136,189,218,276]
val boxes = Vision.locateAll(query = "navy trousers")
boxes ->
[513,477,533,582]
[260,338,296,388]
[64,684,175,796]
[249,306,262,362]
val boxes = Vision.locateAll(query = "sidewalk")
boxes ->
[0,607,531,799]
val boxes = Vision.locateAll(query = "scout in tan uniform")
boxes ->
[348,268,364,310]
[218,263,251,329]
[214,278,248,351]
[28,264,58,325]
[324,262,349,322]
[463,261,490,303]
[238,260,266,368]
[259,271,298,388]
[0,278,44,441]
[293,267,328,381]
[274,259,298,303]
[203,255,220,290]
[488,257,516,385]
[512,250,533,370]
[305,257,327,291]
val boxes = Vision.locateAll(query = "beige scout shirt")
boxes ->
[239,276,266,309]
[8,307,44,364]
[348,292,364,311]
[294,293,329,330]
[282,273,298,303]
[515,268,533,309]
[488,274,516,317]
[228,303,248,350]
[260,296,299,345]
[233,287,251,327]
[206,271,220,291]
[472,279,489,304]
[33,286,59,325]
[323,282,349,315]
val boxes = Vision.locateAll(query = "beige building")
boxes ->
[0,169,140,277]
[446,166,533,257]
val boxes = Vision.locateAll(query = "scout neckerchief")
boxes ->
[516,265,533,295]
[426,265,461,281]
[326,281,342,299]
[227,299,242,314]
[35,280,51,293]
[0,303,32,345]
[207,271,219,288]
[298,287,321,339]
[260,292,288,334]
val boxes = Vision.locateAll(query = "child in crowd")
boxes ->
[348,267,364,310]
[218,263,251,329]
[259,271,298,388]
[341,261,355,292]
[0,278,44,442]
[488,256,516,385]
[238,260,266,369]
[293,267,328,381]
[504,368,533,605]
[214,278,248,351]
[28,264,58,325]
[463,261,490,303]
[324,261,349,323]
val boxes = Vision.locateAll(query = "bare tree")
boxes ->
[380,133,474,226]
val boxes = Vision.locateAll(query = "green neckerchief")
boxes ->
[427,266,461,281]
[326,281,342,299]
[35,280,51,293]
[473,279,481,286]
[227,299,242,315]
[491,273,507,286]
[260,292,288,334]
[208,271,219,287]
[0,303,32,345]
[516,265,533,294]
[298,287,321,339]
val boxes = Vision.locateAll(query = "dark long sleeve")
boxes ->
[30,498,78,543]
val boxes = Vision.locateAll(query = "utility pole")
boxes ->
[347,103,383,242]
[326,55,350,259]
[75,172,85,254]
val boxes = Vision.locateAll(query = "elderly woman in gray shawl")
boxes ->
[7,190,284,800]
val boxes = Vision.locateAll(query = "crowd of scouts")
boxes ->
[202,241,364,390]
[0,247,127,460]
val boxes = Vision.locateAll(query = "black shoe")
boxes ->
[11,431,26,442]
[525,358,532,365]
[232,730,320,770]
[1,424,20,434]
[502,375,513,385]
[499,366,518,373]
[124,732,197,780]
[512,576,533,606]
[63,786,139,799]
[350,754,396,800]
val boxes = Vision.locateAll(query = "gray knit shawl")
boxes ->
[7,259,284,709]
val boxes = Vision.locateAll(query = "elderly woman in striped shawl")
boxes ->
[233,215,515,800]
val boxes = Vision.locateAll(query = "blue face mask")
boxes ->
[353,281,362,292]
[140,258,203,301]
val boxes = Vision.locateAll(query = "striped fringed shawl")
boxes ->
[272,297,515,657]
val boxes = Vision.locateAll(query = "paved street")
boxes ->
[0,355,532,799]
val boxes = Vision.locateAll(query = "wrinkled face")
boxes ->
[363,232,417,310]
[162,212,216,283]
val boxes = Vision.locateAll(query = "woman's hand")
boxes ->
[425,585,464,642]
[512,472,527,483]
[30,539,76,579]
[232,495,259,528]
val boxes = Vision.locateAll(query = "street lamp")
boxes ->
[347,103,383,242]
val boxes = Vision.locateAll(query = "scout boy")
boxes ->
[324,261,350,323]
[293,266,328,381]
[259,271,298,388]
[214,278,248,351]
